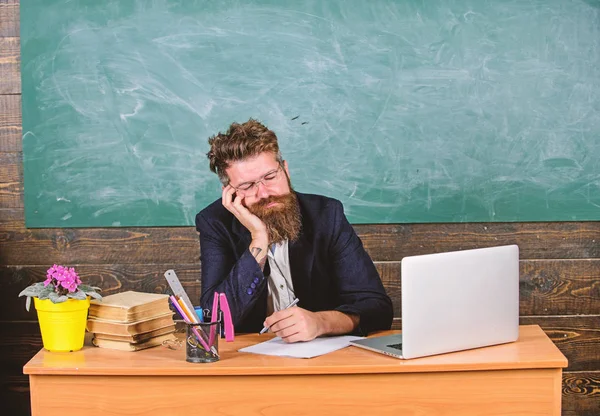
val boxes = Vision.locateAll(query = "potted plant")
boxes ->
[19,265,102,352]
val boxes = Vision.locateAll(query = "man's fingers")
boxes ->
[221,185,236,210]
[271,316,299,334]
[264,308,297,330]
[275,315,310,338]
[281,331,310,343]
[280,329,302,342]
[231,192,248,212]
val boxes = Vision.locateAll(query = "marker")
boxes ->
[259,297,300,334]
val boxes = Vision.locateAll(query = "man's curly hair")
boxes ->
[207,119,282,185]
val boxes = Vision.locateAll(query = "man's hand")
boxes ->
[263,307,323,343]
[222,185,268,240]
[222,185,268,267]
[264,308,360,343]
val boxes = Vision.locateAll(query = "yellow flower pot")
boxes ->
[34,297,90,352]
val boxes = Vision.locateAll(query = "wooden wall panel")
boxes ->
[356,222,600,261]
[520,259,600,316]
[0,95,21,152]
[0,0,19,37]
[562,372,600,416]
[2,259,599,321]
[0,152,21,207]
[0,219,598,265]
[0,36,19,93]
[0,375,31,416]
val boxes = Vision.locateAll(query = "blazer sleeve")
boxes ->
[327,200,393,335]
[196,212,267,328]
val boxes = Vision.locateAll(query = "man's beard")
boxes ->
[247,191,302,245]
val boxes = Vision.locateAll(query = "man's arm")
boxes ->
[197,212,267,327]
[264,308,359,342]
[327,199,393,335]
[197,186,272,327]
[265,198,392,341]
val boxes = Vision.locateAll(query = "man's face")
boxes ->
[225,152,291,207]
[225,152,301,243]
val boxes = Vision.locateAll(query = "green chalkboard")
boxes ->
[21,0,600,227]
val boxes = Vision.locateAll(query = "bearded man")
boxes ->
[196,119,393,342]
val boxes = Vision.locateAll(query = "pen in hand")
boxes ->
[259,297,300,334]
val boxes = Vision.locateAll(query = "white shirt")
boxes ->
[266,240,296,316]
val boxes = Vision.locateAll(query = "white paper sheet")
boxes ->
[238,335,364,359]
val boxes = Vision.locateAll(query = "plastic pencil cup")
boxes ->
[186,321,220,363]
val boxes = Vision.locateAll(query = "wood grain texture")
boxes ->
[0,94,21,152]
[520,259,600,316]
[562,372,600,416]
[0,37,20,93]
[2,259,598,321]
[521,316,600,373]
[0,221,598,264]
[0,375,30,416]
[0,323,41,374]
[354,222,600,261]
[0,152,21,208]
[0,0,19,37]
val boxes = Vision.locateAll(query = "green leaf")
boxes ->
[37,286,54,300]
[25,296,32,312]
[86,291,103,301]
[70,290,88,300]
[79,284,102,293]
[38,292,50,300]
[48,292,67,303]
[48,291,60,302]
[18,282,45,297]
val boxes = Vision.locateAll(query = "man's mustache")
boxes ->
[249,194,291,210]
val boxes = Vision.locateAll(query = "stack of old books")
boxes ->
[87,291,176,351]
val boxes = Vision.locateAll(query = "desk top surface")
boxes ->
[23,325,567,376]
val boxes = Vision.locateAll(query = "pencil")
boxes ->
[259,297,300,334]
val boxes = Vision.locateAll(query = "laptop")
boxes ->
[351,245,520,359]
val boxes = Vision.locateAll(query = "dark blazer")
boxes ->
[195,192,393,335]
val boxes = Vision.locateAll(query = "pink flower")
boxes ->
[45,264,81,292]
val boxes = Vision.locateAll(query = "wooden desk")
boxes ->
[24,325,567,415]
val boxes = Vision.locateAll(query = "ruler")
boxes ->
[164,269,196,311]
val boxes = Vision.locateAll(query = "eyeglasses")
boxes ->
[231,164,283,194]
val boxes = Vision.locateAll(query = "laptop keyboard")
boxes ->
[387,343,403,351]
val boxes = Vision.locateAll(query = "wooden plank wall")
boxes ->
[1,1,598,414]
